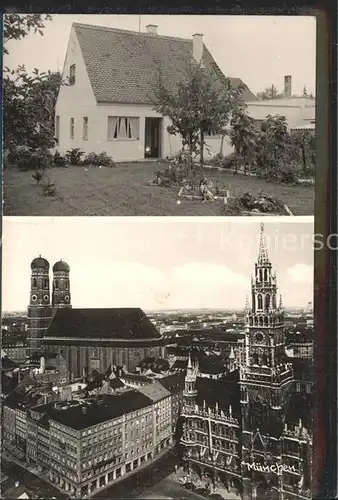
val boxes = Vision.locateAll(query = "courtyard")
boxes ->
[3,162,314,216]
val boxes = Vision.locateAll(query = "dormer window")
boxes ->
[69,64,76,85]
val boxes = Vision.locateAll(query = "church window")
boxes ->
[259,269,263,282]
[44,279,48,288]
[32,278,37,288]
[265,294,270,310]
[65,282,69,291]
[264,269,268,281]
[264,316,269,326]
[257,294,263,310]
[54,280,59,290]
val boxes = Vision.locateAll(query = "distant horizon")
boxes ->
[2,305,311,315]
[2,218,314,311]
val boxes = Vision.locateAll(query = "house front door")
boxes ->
[145,118,162,158]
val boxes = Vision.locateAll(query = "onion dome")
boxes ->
[53,260,70,273]
[31,256,49,270]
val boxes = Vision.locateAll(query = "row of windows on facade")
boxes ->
[55,116,140,141]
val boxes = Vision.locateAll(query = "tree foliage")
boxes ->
[229,103,258,174]
[151,60,244,167]
[256,85,284,100]
[4,14,52,54]
[228,111,315,183]
[4,66,64,149]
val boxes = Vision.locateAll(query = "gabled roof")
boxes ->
[73,23,256,105]
[121,373,153,384]
[195,372,241,418]
[138,381,171,402]
[1,355,18,371]
[159,372,185,394]
[46,307,161,340]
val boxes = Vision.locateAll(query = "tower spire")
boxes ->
[188,352,192,369]
[258,223,269,264]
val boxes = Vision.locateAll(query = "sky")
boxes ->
[2,217,314,312]
[4,14,316,96]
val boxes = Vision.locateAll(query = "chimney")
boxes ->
[284,75,292,98]
[192,33,204,64]
[146,24,158,35]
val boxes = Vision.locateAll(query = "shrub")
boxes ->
[262,160,302,185]
[29,148,53,170]
[211,152,237,170]
[53,150,67,167]
[7,146,52,171]
[82,151,116,168]
[32,170,45,184]
[40,178,57,197]
[65,148,85,165]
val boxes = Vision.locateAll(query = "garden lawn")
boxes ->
[3,162,314,216]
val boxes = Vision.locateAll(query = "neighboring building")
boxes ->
[25,392,156,498]
[2,388,59,459]
[119,373,154,388]
[55,23,255,162]
[26,257,163,377]
[247,76,315,131]
[1,353,19,376]
[1,335,28,363]
[138,382,173,455]
[159,372,185,437]
[180,224,312,500]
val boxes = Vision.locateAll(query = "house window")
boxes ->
[83,117,88,140]
[55,116,60,143]
[108,117,139,141]
[69,64,76,85]
[70,118,75,139]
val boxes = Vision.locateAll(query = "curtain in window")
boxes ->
[118,118,128,139]
[108,116,140,140]
[108,117,118,141]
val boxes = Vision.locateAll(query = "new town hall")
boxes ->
[181,224,312,500]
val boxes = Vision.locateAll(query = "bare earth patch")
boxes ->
[3,162,314,216]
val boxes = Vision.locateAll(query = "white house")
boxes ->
[247,76,316,131]
[55,23,256,162]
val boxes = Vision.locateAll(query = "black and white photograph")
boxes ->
[3,14,315,216]
[1,217,314,500]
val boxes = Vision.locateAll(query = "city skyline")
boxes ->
[4,14,316,96]
[2,217,314,312]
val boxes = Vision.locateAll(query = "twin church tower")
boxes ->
[27,256,72,356]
